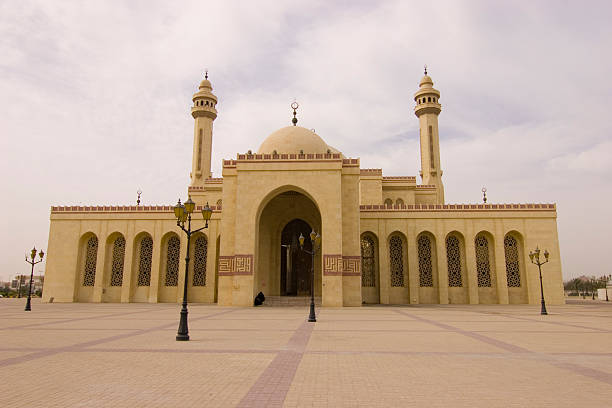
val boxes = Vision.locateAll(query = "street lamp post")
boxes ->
[173,197,212,341]
[606,275,610,302]
[24,247,44,311]
[299,230,321,322]
[529,247,549,315]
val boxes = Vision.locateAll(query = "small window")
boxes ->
[428,97,431,102]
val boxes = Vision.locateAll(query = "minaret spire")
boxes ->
[414,68,445,204]
[190,73,218,186]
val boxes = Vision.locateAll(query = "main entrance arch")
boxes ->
[255,189,322,298]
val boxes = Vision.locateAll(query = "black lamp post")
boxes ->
[173,197,212,341]
[299,230,321,322]
[529,247,549,315]
[606,275,610,302]
[24,247,44,311]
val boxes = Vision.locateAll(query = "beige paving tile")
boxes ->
[484,331,612,353]
[307,331,506,353]
[0,328,136,348]
[285,354,612,408]
[3,351,273,408]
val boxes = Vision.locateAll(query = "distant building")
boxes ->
[43,71,564,306]
[11,275,44,293]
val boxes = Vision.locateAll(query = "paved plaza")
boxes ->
[1,299,611,407]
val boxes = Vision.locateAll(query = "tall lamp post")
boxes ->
[529,247,549,315]
[173,197,212,341]
[299,230,321,322]
[24,247,44,311]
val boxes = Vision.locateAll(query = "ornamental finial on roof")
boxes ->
[291,100,299,126]
[205,69,208,80]
[424,64,428,75]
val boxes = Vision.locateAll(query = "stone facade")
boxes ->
[42,71,565,306]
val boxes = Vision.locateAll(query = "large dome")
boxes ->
[258,126,332,154]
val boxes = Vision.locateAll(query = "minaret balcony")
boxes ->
[414,103,441,116]
[191,106,217,119]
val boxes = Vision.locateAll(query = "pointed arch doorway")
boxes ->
[255,189,322,299]
[281,219,313,296]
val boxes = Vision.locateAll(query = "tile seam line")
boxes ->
[0,307,174,331]
[394,309,612,386]
[0,308,236,368]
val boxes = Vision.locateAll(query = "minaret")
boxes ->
[414,67,444,203]
[190,72,218,186]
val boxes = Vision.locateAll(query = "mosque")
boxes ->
[42,70,565,306]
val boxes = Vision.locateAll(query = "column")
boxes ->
[148,221,162,303]
[436,223,448,304]
[464,225,478,304]
[407,223,419,304]
[493,221,509,304]
[120,222,135,303]
[92,223,107,303]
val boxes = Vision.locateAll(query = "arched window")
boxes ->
[165,236,180,286]
[110,236,125,286]
[446,235,462,287]
[83,236,98,286]
[193,236,207,286]
[384,198,393,207]
[428,96,431,102]
[396,198,404,206]
[504,235,521,287]
[475,235,491,287]
[418,235,433,287]
[361,235,376,287]
[137,236,153,286]
[389,235,404,287]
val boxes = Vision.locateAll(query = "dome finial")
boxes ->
[424,64,428,75]
[291,101,299,126]
[205,69,208,80]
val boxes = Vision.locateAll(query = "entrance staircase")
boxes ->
[262,296,322,307]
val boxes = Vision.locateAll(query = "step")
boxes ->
[261,296,322,307]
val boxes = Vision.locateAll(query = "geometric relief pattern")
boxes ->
[218,254,253,276]
[83,236,98,286]
[446,235,463,287]
[164,236,180,287]
[504,235,521,287]
[323,255,343,276]
[342,256,361,276]
[234,255,252,274]
[137,236,153,286]
[192,236,207,286]
[389,235,404,287]
[361,236,376,287]
[218,256,234,275]
[418,235,433,287]
[110,236,125,286]
[475,235,491,287]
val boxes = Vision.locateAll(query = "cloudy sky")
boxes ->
[1,0,610,283]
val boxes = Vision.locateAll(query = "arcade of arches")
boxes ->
[43,71,565,306]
